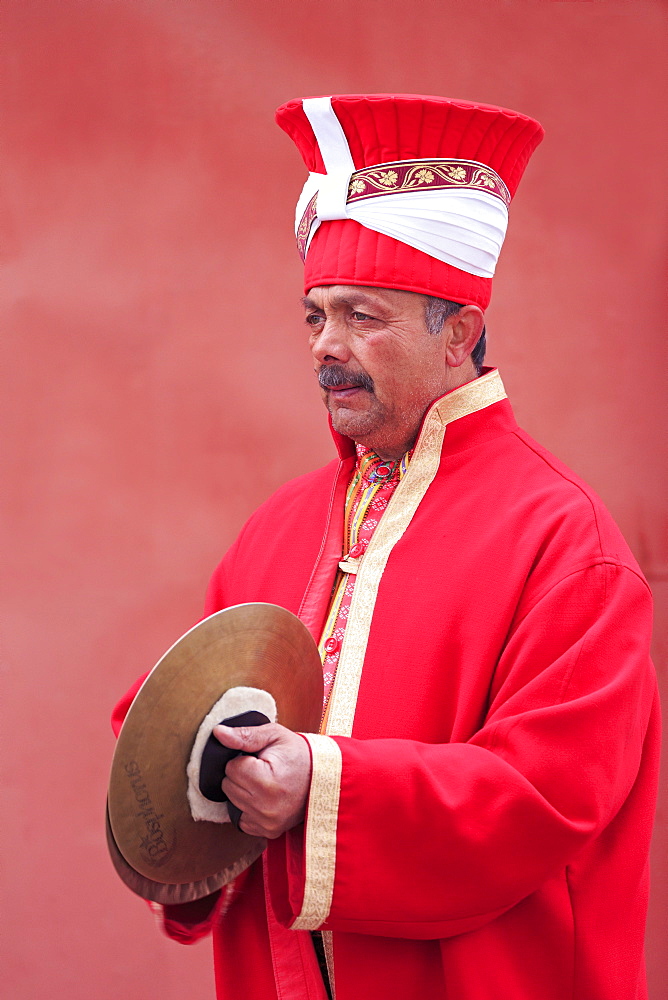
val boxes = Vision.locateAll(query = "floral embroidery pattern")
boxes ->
[297,192,319,261]
[416,168,435,183]
[349,177,367,195]
[347,158,510,205]
[446,165,466,180]
[297,159,509,259]
[376,169,399,187]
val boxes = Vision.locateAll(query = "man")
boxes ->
[113,95,659,999]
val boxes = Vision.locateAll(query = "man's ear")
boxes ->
[445,306,485,368]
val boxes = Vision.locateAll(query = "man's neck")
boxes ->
[365,365,480,461]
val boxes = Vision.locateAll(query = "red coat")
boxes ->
[113,371,659,1000]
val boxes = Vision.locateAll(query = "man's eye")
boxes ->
[351,311,372,321]
[305,314,324,326]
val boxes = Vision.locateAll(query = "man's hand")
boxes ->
[213,723,312,839]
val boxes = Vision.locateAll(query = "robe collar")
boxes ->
[328,367,507,461]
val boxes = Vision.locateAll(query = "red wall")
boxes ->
[2,2,666,997]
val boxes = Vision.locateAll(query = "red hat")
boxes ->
[276,94,544,308]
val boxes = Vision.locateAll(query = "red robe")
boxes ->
[113,371,659,1000]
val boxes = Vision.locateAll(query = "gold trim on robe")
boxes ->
[322,930,336,998]
[293,370,507,931]
[291,734,343,930]
[326,369,507,738]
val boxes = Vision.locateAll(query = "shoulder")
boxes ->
[505,427,642,574]
[437,410,644,584]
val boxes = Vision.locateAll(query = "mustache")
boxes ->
[317,364,374,393]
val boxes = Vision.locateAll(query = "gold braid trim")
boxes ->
[291,734,342,930]
[325,370,507,738]
[322,930,336,998]
[292,371,506,935]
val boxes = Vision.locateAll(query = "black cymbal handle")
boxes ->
[227,801,243,830]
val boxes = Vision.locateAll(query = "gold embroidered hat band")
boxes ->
[276,94,544,308]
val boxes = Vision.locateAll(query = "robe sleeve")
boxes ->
[266,559,657,939]
[150,894,224,945]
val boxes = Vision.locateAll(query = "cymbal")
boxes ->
[105,799,265,904]
[107,603,323,900]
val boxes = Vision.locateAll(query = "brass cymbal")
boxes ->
[107,603,323,899]
[105,798,265,904]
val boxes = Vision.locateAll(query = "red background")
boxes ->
[2,1,666,997]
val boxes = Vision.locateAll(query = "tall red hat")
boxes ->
[276,94,544,308]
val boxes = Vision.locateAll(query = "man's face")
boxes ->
[303,285,453,461]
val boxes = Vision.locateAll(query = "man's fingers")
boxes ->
[224,752,268,790]
[221,773,253,811]
[213,722,280,754]
[214,726,311,839]
[222,767,284,839]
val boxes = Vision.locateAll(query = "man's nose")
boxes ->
[310,317,351,365]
